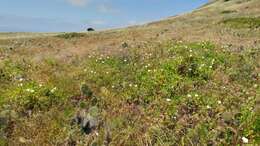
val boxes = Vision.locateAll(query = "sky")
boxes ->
[0,0,209,32]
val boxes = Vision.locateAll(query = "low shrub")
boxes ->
[56,32,86,39]
[222,17,260,29]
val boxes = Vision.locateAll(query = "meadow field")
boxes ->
[0,0,259,145]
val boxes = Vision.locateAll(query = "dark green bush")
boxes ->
[222,17,260,29]
[80,83,93,97]
[221,10,237,14]
[56,32,86,39]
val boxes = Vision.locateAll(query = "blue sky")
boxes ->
[0,0,208,32]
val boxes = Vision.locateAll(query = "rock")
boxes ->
[72,107,99,134]
[81,114,98,134]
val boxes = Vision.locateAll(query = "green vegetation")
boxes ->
[56,32,87,39]
[0,41,259,145]
[1,0,260,145]
[222,17,260,29]
[221,10,237,14]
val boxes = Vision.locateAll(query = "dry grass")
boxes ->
[0,0,260,145]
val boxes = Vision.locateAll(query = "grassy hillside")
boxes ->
[0,0,259,145]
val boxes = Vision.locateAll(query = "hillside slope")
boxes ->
[0,0,260,145]
[1,0,260,60]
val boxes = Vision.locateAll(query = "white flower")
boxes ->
[26,89,35,93]
[189,54,193,57]
[148,70,151,72]
[242,137,249,143]
[206,105,211,109]
[253,84,258,88]
[129,84,132,87]
[18,83,23,87]
[39,84,43,87]
[187,94,192,98]
[111,85,115,88]
[51,87,57,93]
[19,78,24,82]
[248,96,253,100]
[166,98,171,102]
[195,94,199,97]
[124,59,127,62]
[19,137,27,143]
[209,66,213,69]
[217,100,222,104]
[134,84,138,88]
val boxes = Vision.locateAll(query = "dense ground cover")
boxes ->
[0,41,259,145]
[222,17,260,29]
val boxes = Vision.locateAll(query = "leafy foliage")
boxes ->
[0,41,259,145]
[56,32,86,39]
[222,17,260,29]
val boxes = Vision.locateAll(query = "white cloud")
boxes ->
[67,0,91,7]
[97,4,119,13]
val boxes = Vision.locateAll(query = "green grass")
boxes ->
[56,32,87,39]
[0,41,259,145]
[222,17,260,29]
[221,10,237,14]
